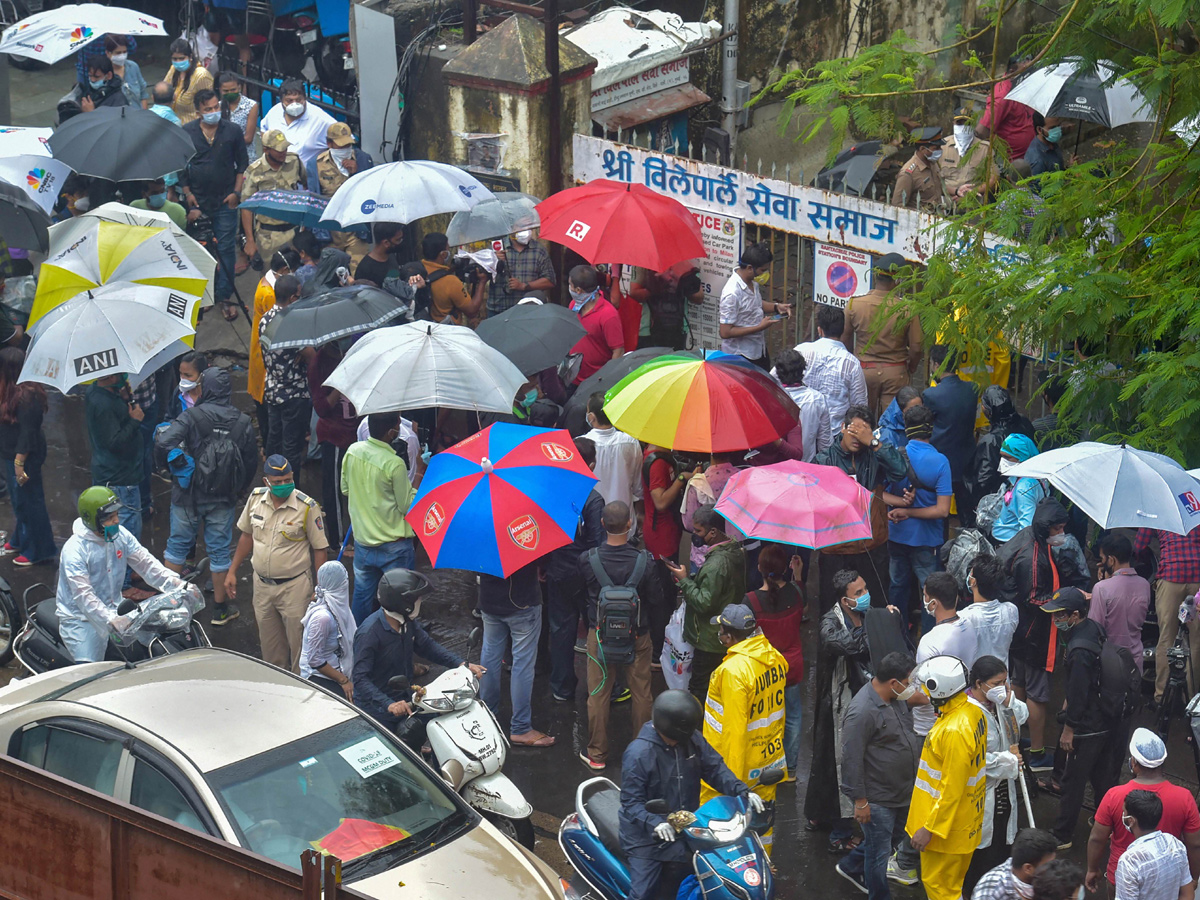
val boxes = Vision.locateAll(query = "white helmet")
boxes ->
[917,655,968,701]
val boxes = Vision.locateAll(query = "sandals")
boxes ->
[510,730,556,747]
[220,301,239,322]
[828,834,862,854]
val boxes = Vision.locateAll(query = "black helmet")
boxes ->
[377,568,431,616]
[652,690,702,743]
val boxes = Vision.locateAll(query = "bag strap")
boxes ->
[745,590,764,616]
[629,550,648,588]
[587,548,613,588]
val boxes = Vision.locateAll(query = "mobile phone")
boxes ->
[492,240,504,253]
[771,314,784,321]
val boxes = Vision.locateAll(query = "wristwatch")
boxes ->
[676,473,687,483]
[870,438,880,448]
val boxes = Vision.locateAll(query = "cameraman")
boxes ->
[421,232,488,325]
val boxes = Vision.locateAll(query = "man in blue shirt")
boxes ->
[886,404,953,621]
[1025,113,1071,186]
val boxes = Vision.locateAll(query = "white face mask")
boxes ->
[110,53,128,65]
[284,101,304,117]
[1013,876,1035,900]
[894,681,918,702]
[1047,533,1068,548]
[999,457,1017,475]
[179,378,199,393]
[513,230,533,245]
[330,147,354,161]
[953,124,974,153]
[923,596,937,616]
[985,684,1008,707]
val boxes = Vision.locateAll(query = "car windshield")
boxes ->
[207,718,465,874]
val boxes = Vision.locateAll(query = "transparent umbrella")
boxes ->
[446,193,540,245]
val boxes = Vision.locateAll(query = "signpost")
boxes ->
[812,242,872,309]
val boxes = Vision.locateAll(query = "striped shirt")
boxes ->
[1115,830,1192,900]
[794,337,868,437]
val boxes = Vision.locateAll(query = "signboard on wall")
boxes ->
[592,59,690,111]
[812,242,872,309]
[689,208,742,350]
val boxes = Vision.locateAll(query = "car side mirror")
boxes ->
[645,799,669,816]
[440,758,465,791]
[759,768,785,786]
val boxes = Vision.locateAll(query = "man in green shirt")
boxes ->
[342,412,426,623]
[130,177,187,229]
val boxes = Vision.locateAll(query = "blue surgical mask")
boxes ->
[201,111,221,125]
[519,389,537,409]
[928,149,943,161]
[1045,126,1062,144]
[103,523,120,542]
[569,288,597,312]
[853,593,871,612]
[147,192,168,209]
[172,59,190,71]
[89,78,106,90]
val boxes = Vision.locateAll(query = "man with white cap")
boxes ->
[1085,727,1200,895]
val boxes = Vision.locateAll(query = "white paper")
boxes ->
[338,736,401,778]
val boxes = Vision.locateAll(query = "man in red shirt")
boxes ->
[641,445,698,662]
[976,54,1036,160]
[569,265,624,383]
[1085,727,1200,893]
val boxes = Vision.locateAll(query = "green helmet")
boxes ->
[78,486,121,535]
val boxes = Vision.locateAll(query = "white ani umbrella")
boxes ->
[324,321,527,414]
[318,161,495,229]
[1006,58,1153,129]
[0,5,166,64]
[1007,441,1200,534]
[21,284,196,393]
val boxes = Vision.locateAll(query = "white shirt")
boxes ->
[794,337,868,437]
[260,102,337,177]
[1115,830,1192,900]
[584,426,644,513]
[958,599,1019,669]
[782,383,833,461]
[718,272,765,360]
[913,616,979,735]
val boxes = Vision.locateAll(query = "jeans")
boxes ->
[888,542,937,622]
[547,571,584,698]
[266,397,311,480]
[60,615,107,663]
[211,204,238,303]
[4,460,55,562]
[164,503,236,571]
[783,682,803,773]
[111,484,141,587]
[351,538,415,624]
[138,399,159,515]
[841,803,909,900]
[480,605,541,736]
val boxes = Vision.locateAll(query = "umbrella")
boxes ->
[603,354,798,453]
[562,346,685,435]
[21,284,197,393]
[535,180,705,271]
[262,284,410,350]
[0,182,51,253]
[475,302,585,376]
[1006,58,1153,129]
[84,201,217,308]
[0,126,52,157]
[318,161,495,229]
[324,321,527,415]
[48,107,196,182]
[1007,441,1200,534]
[446,192,541,245]
[239,189,329,229]
[0,155,73,216]
[405,423,599,576]
[31,217,210,327]
[813,141,889,197]
[0,4,165,64]
[715,461,875,550]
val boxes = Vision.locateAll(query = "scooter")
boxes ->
[559,768,783,900]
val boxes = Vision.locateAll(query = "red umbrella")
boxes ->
[535,180,705,271]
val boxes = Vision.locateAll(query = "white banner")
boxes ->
[592,58,690,111]
[689,208,742,350]
[812,243,872,309]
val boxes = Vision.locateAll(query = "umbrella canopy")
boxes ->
[535,180,705,271]
[0,126,52,157]
[48,107,196,182]
[318,161,495,228]
[715,461,875,549]
[475,302,585,376]
[814,141,889,196]
[238,189,329,229]
[21,284,197,393]
[1007,441,1200,534]
[405,423,599,576]
[446,192,541,245]
[0,4,165,63]
[603,355,799,453]
[0,181,51,253]
[262,284,409,350]
[1006,58,1153,129]
[562,346,684,435]
[323,321,527,414]
[0,155,74,215]
[31,217,210,326]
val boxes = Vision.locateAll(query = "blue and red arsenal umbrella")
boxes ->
[405,423,599,577]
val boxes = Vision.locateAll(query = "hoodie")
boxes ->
[967,385,1036,504]
[991,433,1047,542]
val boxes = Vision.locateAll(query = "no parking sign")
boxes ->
[813,243,872,308]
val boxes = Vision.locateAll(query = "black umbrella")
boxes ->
[0,181,51,252]
[476,302,586,376]
[562,346,698,436]
[814,141,889,197]
[47,106,196,182]
[262,284,410,350]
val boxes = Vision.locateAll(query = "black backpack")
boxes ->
[1076,634,1141,723]
[412,269,453,321]
[587,548,647,666]
[191,416,246,501]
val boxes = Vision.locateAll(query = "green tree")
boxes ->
[760,0,1200,462]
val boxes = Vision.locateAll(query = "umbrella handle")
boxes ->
[338,526,353,562]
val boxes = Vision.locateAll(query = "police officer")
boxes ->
[893,126,948,209]
[313,121,373,270]
[239,129,307,266]
[226,455,329,672]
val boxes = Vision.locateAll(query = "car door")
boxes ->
[126,743,221,836]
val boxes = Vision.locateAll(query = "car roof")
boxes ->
[8,649,360,772]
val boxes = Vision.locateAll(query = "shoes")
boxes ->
[779,772,797,784]
[553,692,574,702]
[886,856,919,885]
[611,687,631,704]
[835,863,868,894]
[1055,835,1073,851]
[1028,750,1055,771]
[210,603,240,627]
[471,607,482,619]
[574,639,587,654]
[12,555,32,567]
[3,542,16,552]
[579,752,605,771]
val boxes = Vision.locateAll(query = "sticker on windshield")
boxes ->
[299,757,319,768]
[338,737,401,778]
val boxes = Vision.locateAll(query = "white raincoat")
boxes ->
[969,692,1030,848]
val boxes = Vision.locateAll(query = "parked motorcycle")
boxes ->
[559,768,783,900]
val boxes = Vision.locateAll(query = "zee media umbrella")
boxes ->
[0,4,165,64]
[238,189,330,229]
[0,181,51,253]
[405,423,599,577]
[48,107,196,182]
[262,284,409,350]
[319,160,495,229]
[475,301,585,376]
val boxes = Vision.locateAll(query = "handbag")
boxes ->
[660,603,693,691]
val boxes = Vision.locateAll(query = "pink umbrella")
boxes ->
[715,461,874,550]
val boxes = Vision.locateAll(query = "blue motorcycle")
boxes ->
[558,768,782,900]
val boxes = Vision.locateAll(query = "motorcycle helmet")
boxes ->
[78,485,122,536]
[377,568,431,618]
[917,655,968,702]
[652,690,702,743]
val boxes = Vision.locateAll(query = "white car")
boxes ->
[0,648,568,899]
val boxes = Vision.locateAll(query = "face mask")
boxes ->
[179,378,199,394]
[1122,814,1135,831]
[103,522,120,542]
[569,288,597,312]
[852,593,871,613]
[110,53,128,65]
[1013,876,1035,900]
[999,457,1016,475]
[147,191,168,209]
[1047,533,1067,548]
[953,124,973,146]
[894,681,918,702]
[754,271,770,285]
[330,147,354,161]
[222,91,240,104]
[172,59,190,71]
[201,111,221,125]
[514,230,532,245]
[985,684,1008,707]
[89,78,106,90]
[73,196,90,213]
[268,481,295,498]
[923,597,937,616]
[928,149,943,161]
[1045,126,1063,144]
[1054,617,1073,632]
[519,389,537,409]
[284,102,305,117]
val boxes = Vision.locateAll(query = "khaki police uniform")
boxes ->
[314,149,370,269]
[892,152,947,209]
[236,486,329,672]
[939,135,996,198]
[240,151,308,261]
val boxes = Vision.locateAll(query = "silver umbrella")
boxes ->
[446,192,541,245]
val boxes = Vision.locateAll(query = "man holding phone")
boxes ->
[488,228,557,317]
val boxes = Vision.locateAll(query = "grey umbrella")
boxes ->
[262,284,410,350]
[562,347,698,435]
[0,181,51,252]
[446,192,541,245]
[476,301,586,376]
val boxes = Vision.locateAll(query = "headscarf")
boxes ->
[302,561,357,673]
[300,247,351,297]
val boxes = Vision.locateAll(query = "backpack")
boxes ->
[1075,634,1141,723]
[191,415,245,501]
[587,548,647,666]
[974,485,1007,535]
[411,269,453,321]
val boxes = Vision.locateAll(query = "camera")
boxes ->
[187,213,215,246]
[452,256,493,289]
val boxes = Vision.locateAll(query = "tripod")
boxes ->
[1155,605,1194,741]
